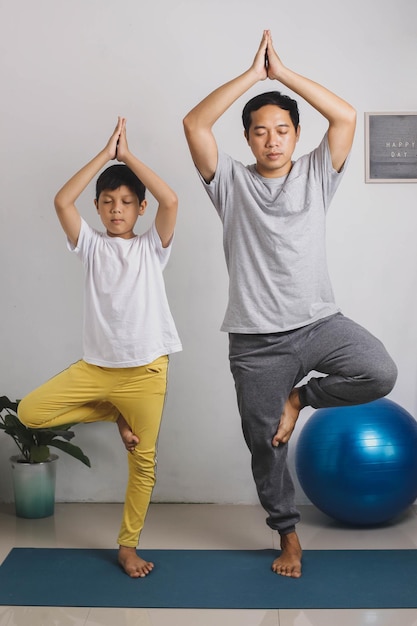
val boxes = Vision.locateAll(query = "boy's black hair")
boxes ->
[95,164,146,202]
[242,91,300,134]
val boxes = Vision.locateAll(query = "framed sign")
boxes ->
[365,112,417,183]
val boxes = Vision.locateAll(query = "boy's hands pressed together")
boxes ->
[115,117,130,163]
[104,116,125,160]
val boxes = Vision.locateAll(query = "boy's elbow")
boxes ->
[54,193,65,214]
[167,191,178,213]
[173,197,179,215]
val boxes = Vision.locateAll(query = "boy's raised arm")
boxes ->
[116,120,178,248]
[54,119,123,246]
[183,32,269,183]
[265,31,356,172]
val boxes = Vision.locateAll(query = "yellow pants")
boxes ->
[18,356,168,548]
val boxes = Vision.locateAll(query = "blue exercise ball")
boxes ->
[295,398,417,525]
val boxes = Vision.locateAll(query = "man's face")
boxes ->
[245,105,300,178]
[95,185,146,239]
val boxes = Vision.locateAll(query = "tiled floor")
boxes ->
[1,502,417,625]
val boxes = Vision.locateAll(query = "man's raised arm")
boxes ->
[265,31,356,172]
[183,32,269,183]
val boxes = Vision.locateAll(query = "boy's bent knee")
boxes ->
[17,395,43,428]
[17,397,33,427]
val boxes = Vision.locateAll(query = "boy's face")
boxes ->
[95,185,146,239]
[245,105,300,178]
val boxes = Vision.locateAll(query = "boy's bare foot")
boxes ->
[272,531,302,578]
[118,545,154,578]
[272,388,301,447]
[117,414,139,452]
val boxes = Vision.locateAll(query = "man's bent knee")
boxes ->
[374,356,398,398]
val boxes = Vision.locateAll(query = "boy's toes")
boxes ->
[122,433,139,452]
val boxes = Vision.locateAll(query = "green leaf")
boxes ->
[49,440,91,467]
[0,396,19,413]
[4,415,35,447]
[30,445,51,463]
[32,427,76,447]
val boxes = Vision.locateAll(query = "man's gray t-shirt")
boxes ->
[200,133,347,334]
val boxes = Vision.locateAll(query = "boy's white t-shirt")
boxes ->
[69,218,182,367]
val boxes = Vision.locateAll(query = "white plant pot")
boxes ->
[10,454,58,518]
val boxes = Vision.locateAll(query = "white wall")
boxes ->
[1,0,416,506]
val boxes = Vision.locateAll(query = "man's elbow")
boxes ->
[183,111,203,140]
[183,113,193,138]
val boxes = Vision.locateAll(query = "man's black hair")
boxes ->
[242,91,300,134]
[95,164,146,202]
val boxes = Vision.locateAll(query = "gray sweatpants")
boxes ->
[228,313,398,535]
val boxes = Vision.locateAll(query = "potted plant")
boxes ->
[0,395,91,518]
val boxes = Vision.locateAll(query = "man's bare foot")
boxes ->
[118,545,154,578]
[272,531,302,578]
[272,388,301,447]
[117,414,139,452]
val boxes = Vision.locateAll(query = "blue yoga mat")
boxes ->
[0,548,416,609]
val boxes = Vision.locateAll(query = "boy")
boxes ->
[18,117,182,578]
[183,30,397,578]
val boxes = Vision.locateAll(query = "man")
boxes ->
[183,30,397,578]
